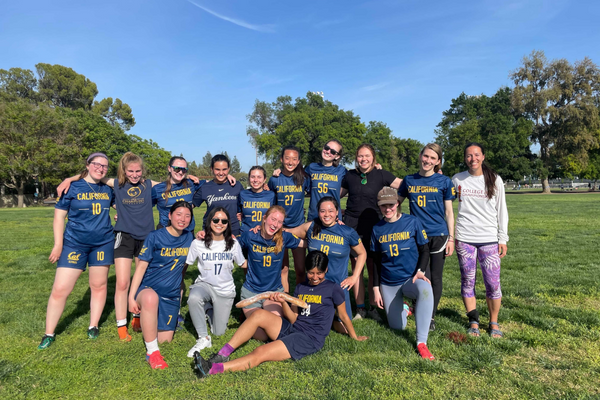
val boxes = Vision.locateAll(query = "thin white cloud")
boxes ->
[361,82,391,91]
[185,0,275,33]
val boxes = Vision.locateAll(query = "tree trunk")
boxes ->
[17,180,24,208]
[542,177,551,194]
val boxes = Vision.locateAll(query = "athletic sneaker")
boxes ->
[403,301,413,317]
[208,352,230,364]
[38,334,55,350]
[146,351,168,369]
[417,343,435,360]
[176,314,185,331]
[118,326,132,342]
[193,351,212,377]
[429,319,436,332]
[367,308,383,322]
[187,336,212,358]
[353,307,367,320]
[131,315,142,333]
[87,326,99,340]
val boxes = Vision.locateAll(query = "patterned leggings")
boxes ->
[456,241,502,299]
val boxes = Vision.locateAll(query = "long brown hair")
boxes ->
[421,143,443,173]
[164,156,190,206]
[261,205,286,254]
[464,142,497,200]
[117,152,146,188]
[325,139,343,167]
[203,207,234,251]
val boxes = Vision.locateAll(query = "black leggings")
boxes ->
[424,236,448,318]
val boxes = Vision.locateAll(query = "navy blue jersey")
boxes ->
[55,180,114,247]
[370,214,428,286]
[152,179,203,232]
[113,179,154,240]
[237,189,276,233]
[398,173,456,237]
[238,230,301,293]
[292,280,345,350]
[138,228,194,298]
[305,163,346,221]
[306,222,360,284]
[192,181,244,236]
[267,174,310,228]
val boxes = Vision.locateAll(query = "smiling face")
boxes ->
[420,148,441,174]
[262,210,285,237]
[249,169,266,191]
[322,141,341,164]
[125,162,143,184]
[210,210,228,236]
[318,200,338,227]
[168,206,192,231]
[87,156,109,181]
[465,145,485,175]
[212,161,230,184]
[306,267,327,286]
[281,149,300,174]
[168,159,188,184]
[379,202,399,220]
[356,147,375,172]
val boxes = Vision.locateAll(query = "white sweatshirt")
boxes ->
[452,171,509,244]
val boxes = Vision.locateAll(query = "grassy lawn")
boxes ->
[0,194,599,399]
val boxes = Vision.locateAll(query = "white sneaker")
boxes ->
[187,336,212,358]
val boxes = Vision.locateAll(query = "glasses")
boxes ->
[360,173,367,185]
[171,166,188,174]
[212,218,229,224]
[89,162,108,171]
[323,144,340,156]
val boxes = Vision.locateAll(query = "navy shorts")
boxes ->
[135,286,180,331]
[57,240,114,270]
[277,318,320,361]
[114,232,144,259]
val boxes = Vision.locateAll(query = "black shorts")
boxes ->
[277,319,320,361]
[427,236,449,255]
[114,232,145,259]
[343,214,378,258]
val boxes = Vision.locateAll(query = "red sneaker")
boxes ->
[146,351,168,369]
[417,343,435,360]
[132,316,142,333]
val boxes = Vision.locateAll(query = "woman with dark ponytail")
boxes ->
[452,142,508,338]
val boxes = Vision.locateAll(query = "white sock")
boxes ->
[117,319,127,328]
[145,339,159,355]
[88,326,96,330]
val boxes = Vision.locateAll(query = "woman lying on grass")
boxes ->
[193,250,368,376]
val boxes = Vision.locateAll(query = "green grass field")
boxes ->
[1,194,599,399]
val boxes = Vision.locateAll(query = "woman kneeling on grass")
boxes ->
[370,187,436,360]
[194,250,368,376]
[185,207,246,357]
[128,201,194,369]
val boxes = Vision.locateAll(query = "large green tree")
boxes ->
[92,97,136,131]
[246,92,367,166]
[511,51,600,192]
[0,100,84,206]
[435,88,535,180]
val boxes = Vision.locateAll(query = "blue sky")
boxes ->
[2,0,599,170]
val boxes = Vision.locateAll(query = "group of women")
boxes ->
[39,139,509,373]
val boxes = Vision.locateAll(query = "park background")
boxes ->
[1,1,600,398]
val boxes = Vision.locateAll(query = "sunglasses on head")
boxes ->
[360,172,367,185]
[171,166,188,173]
[212,218,229,224]
[323,144,340,156]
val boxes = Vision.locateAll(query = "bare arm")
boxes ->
[340,187,348,198]
[390,177,402,190]
[340,242,367,290]
[444,199,455,256]
[49,209,68,263]
[56,175,113,196]
[398,195,405,205]
[284,222,311,239]
[271,293,298,323]
[336,302,368,341]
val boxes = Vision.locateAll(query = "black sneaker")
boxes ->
[193,351,212,377]
[208,352,230,364]
[87,326,99,340]
[429,319,436,332]
[353,307,367,320]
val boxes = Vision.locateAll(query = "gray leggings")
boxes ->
[380,279,434,344]
[187,282,235,338]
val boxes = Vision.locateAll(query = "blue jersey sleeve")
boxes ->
[55,188,73,210]
[192,185,203,207]
[138,233,156,263]
[349,228,361,247]
[444,177,456,201]
[332,284,345,307]
[267,178,276,193]
[398,178,409,198]
[415,219,429,246]
[283,231,301,249]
